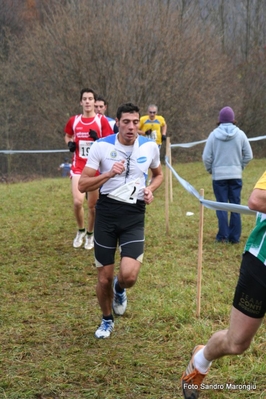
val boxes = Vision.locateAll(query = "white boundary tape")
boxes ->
[170,135,266,149]
[165,156,256,216]
[0,134,265,154]
[0,149,69,154]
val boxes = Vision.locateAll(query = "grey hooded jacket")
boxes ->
[202,123,253,180]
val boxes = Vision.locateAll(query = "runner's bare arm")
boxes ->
[248,188,266,213]
[78,161,125,193]
[147,165,163,192]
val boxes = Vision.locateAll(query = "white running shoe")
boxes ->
[112,276,127,316]
[73,230,87,248]
[84,234,94,250]
[95,319,114,339]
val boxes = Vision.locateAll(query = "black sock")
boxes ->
[87,231,93,236]
[79,228,86,232]
[103,314,114,321]
[115,280,125,293]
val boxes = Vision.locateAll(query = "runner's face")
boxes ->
[95,100,106,115]
[117,112,140,145]
[148,108,157,120]
[80,92,95,115]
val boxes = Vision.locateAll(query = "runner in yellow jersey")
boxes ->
[139,104,167,149]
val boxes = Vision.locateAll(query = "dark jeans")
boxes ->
[212,179,242,243]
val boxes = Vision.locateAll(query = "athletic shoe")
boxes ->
[181,345,209,398]
[112,276,127,315]
[84,234,94,250]
[95,319,114,339]
[73,230,87,248]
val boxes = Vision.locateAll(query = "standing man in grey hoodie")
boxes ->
[202,106,253,244]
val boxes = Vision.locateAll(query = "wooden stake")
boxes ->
[165,138,170,234]
[169,142,173,202]
[196,188,204,317]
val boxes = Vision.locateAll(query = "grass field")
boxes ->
[1,160,265,398]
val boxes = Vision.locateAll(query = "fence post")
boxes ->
[196,188,204,317]
[165,138,171,234]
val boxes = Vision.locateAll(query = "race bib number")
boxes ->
[79,140,93,159]
[151,130,157,141]
[107,179,141,204]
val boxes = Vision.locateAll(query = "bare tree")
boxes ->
[0,0,265,176]
[12,0,240,128]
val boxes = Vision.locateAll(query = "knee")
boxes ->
[120,273,138,288]
[98,273,113,289]
[88,204,96,213]
[73,198,83,208]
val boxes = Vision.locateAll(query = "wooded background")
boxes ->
[0,0,266,178]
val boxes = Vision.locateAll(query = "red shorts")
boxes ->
[70,160,99,177]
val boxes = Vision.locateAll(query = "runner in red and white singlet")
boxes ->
[64,88,112,250]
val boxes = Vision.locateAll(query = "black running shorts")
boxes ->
[233,251,266,318]
[94,196,145,267]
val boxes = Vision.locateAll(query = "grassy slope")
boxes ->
[0,160,265,398]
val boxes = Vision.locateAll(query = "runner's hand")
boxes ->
[89,129,98,141]
[68,141,76,152]
[144,188,154,204]
[110,160,125,177]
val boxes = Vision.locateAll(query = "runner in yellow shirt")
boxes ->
[139,104,167,149]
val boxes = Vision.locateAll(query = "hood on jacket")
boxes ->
[214,123,238,141]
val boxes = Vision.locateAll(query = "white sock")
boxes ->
[193,347,212,373]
